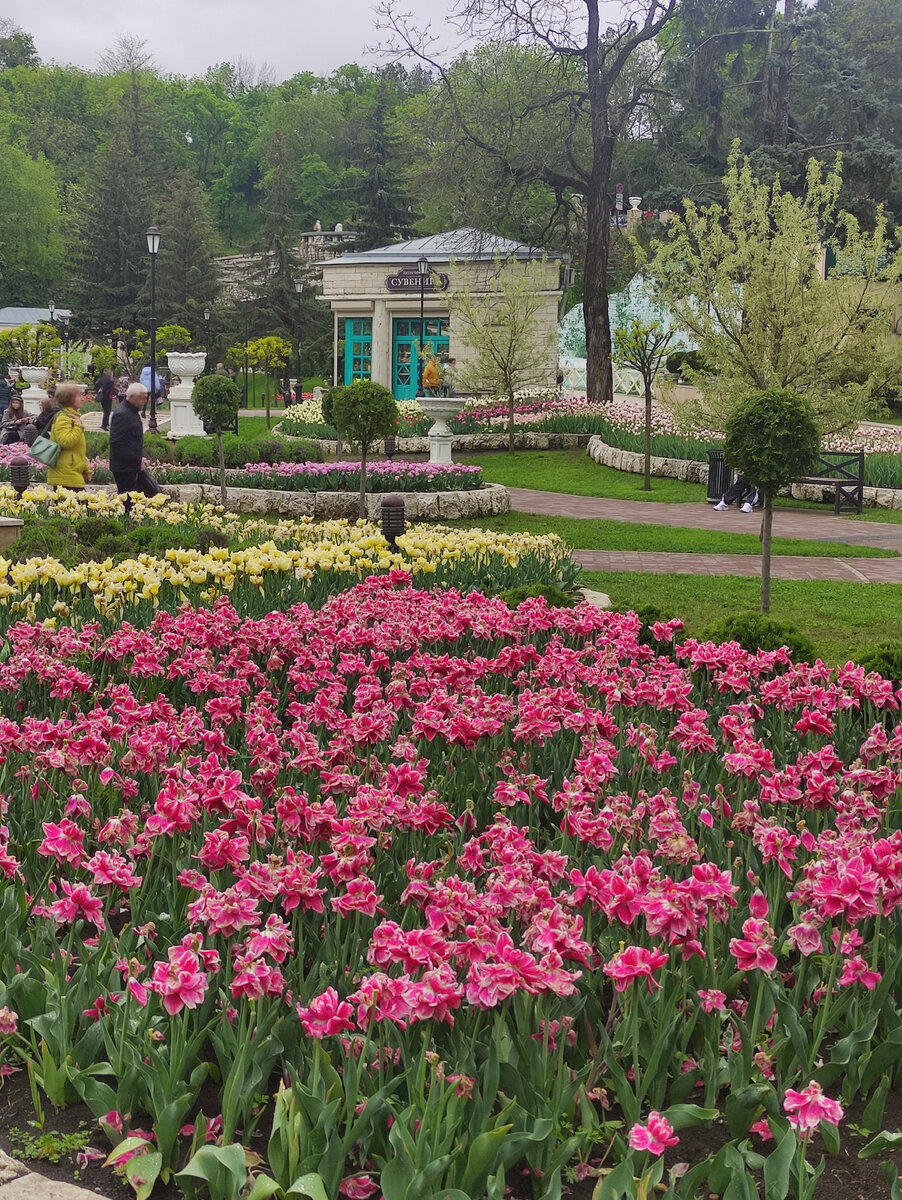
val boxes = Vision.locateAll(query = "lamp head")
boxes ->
[145,225,161,255]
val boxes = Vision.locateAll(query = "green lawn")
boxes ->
[463,449,830,511]
[581,570,901,663]
[460,449,708,502]
[450,512,895,558]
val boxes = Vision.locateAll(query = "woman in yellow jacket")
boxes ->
[48,382,92,490]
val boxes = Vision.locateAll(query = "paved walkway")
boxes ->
[508,488,902,582]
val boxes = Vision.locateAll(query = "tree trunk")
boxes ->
[218,432,227,508]
[584,151,615,406]
[760,492,773,613]
[265,371,272,429]
[643,381,653,490]
[359,446,367,520]
[774,0,796,147]
[508,391,515,454]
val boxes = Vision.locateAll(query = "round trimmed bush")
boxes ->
[704,613,815,662]
[175,436,215,467]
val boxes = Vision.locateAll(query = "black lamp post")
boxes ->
[240,294,250,406]
[145,225,161,432]
[416,255,429,396]
[294,280,304,390]
[59,314,70,378]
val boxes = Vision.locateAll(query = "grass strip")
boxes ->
[451,512,895,559]
[580,570,902,663]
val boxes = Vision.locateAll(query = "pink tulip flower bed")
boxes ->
[0,576,900,1199]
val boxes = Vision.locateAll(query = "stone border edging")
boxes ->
[273,426,591,454]
[94,482,511,520]
[585,435,902,510]
[586,435,708,484]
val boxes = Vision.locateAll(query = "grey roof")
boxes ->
[0,306,73,325]
[322,227,566,266]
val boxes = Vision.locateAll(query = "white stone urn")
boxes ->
[19,365,50,415]
[628,195,642,210]
[418,395,464,464]
[166,351,207,438]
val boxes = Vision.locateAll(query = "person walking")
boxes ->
[139,362,167,408]
[109,382,148,509]
[422,354,441,397]
[94,368,116,431]
[47,383,91,491]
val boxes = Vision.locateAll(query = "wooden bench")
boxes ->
[794,449,864,514]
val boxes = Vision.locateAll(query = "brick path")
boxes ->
[508,488,902,581]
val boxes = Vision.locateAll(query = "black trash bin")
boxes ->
[706,449,733,503]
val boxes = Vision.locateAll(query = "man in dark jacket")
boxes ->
[109,382,147,507]
[94,368,117,431]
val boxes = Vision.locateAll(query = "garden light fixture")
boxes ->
[380,493,406,546]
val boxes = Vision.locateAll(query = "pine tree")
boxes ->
[73,127,151,335]
[257,130,302,336]
[155,171,220,340]
[353,77,415,251]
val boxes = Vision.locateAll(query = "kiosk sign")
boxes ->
[385,266,450,293]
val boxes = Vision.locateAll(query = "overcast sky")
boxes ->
[4,0,449,81]
[6,0,634,82]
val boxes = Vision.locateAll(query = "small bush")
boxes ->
[221,434,259,468]
[665,350,709,378]
[633,604,678,648]
[497,583,578,609]
[143,434,175,463]
[84,431,109,458]
[857,643,902,686]
[280,438,322,464]
[704,612,815,662]
[255,437,288,466]
[175,436,215,467]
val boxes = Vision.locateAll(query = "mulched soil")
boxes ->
[0,1067,899,1199]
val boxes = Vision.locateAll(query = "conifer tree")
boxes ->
[155,171,219,340]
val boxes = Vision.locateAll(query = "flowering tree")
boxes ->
[247,335,291,427]
[612,318,674,490]
[452,256,557,454]
[0,322,61,369]
[650,147,902,434]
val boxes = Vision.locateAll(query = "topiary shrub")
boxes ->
[857,643,902,686]
[704,612,815,663]
[332,381,398,517]
[175,436,216,467]
[497,583,578,609]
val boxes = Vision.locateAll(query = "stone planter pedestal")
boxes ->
[167,353,207,438]
[19,366,50,416]
[418,395,464,464]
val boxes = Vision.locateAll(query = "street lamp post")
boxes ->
[240,295,250,407]
[416,255,430,396]
[145,225,161,432]
[294,280,304,397]
[59,314,70,378]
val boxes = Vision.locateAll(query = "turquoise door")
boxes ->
[392,317,449,399]
[343,318,372,384]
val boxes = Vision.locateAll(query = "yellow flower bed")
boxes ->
[0,486,573,624]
